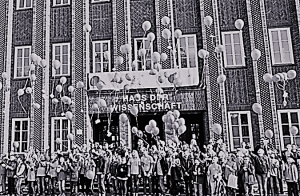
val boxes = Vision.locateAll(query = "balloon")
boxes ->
[25,87,32,94]
[76,81,84,89]
[212,123,222,135]
[287,70,297,80]
[215,45,225,53]
[161,16,170,25]
[108,105,114,113]
[138,48,146,56]
[145,125,152,133]
[132,60,138,69]
[263,73,273,83]
[52,98,59,105]
[160,53,168,62]
[166,122,173,130]
[56,85,63,93]
[142,21,151,32]
[149,119,157,128]
[173,110,180,119]
[178,118,185,126]
[198,49,209,59]
[167,111,173,115]
[168,115,175,123]
[124,44,131,54]
[158,75,165,83]
[162,29,171,39]
[104,51,110,61]
[174,29,182,39]
[61,96,69,104]
[98,99,107,107]
[149,69,157,75]
[272,74,280,83]
[96,82,104,91]
[30,53,38,62]
[147,32,156,42]
[156,87,163,94]
[251,49,261,61]
[165,129,174,135]
[29,63,36,71]
[152,52,161,63]
[172,122,179,130]
[252,103,262,115]
[217,74,226,83]
[123,84,130,91]
[178,125,187,135]
[67,133,74,141]
[53,60,61,70]
[132,127,138,134]
[174,77,183,87]
[125,73,132,81]
[282,72,288,80]
[134,94,141,101]
[40,59,47,68]
[0,82,2,90]
[13,141,19,148]
[137,130,143,138]
[162,115,168,123]
[2,72,8,79]
[65,111,73,120]
[290,126,299,136]
[92,103,99,111]
[56,138,62,144]
[116,56,124,65]
[86,170,95,180]
[84,24,92,32]
[130,105,138,116]
[120,113,128,123]
[235,19,244,30]
[277,73,285,81]
[265,129,273,139]
[33,103,40,109]
[30,74,36,81]
[60,77,67,84]
[68,86,75,93]
[168,73,176,83]
[204,16,213,26]
[154,63,161,71]
[17,89,24,96]
[152,127,159,136]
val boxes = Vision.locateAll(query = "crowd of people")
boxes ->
[0,137,299,196]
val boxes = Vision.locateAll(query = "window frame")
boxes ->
[221,31,246,68]
[11,118,30,154]
[176,34,198,68]
[52,43,70,76]
[51,117,71,153]
[14,46,31,79]
[269,28,294,65]
[91,0,110,3]
[228,111,254,151]
[134,37,153,71]
[53,0,70,6]
[92,40,111,73]
[278,109,300,150]
[16,0,32,10]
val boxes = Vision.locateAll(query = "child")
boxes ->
[192,158,205,196]
[68,155,80,195]
[269,153,280,196]
[85,155,96,196]
[36,154,47,194]
[207,156,222,196]
[284,157,298,196]
[110,151,120,195]
[57,156,68,196]
[117,156,129,196]
[128,150,141,196]
[49,153,59,195]
[26,156,37,195]
[238,156,255,196]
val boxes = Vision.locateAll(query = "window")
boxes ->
[53,0,70,6]
[92,41,111,73]
[17,0,32,9]
[269,28,294,65]
[177,34,198,68]
[52,43,70,76]
[222,31,245,67]
[12,118,30,153]
[14,46,31,78]
[51,117,71,152]
[278,110,300,149]
[134,38,153,71]
[92,0,110,3]
[228,111,253,151]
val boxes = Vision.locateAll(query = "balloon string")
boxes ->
[23,78,29,89]
[59,93,64,113]
[18,96,27,114]
[135,116,139,129]
[54,105,57,116]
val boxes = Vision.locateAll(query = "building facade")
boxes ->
[0,0,300,154]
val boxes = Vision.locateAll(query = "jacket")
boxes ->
[6,160,17,178]
[179,154,194,175]
[153,157,168,176]
[284,163,298,182]
[250,153,269,174]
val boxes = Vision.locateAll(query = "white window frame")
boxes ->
[91,0,110,3]
[228,111,254,151]
[16,0,32,10]
[11,118,30,154]
[269,28,294,65]
[177,34,198,68]
[221,31,246,68]
[134,38,153,71]
[51,117,71,153]
[53,0,70,6]
[52,43,70,76]
[92,40,111,73]
[278,109,300,150]
[14,46,31,79]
